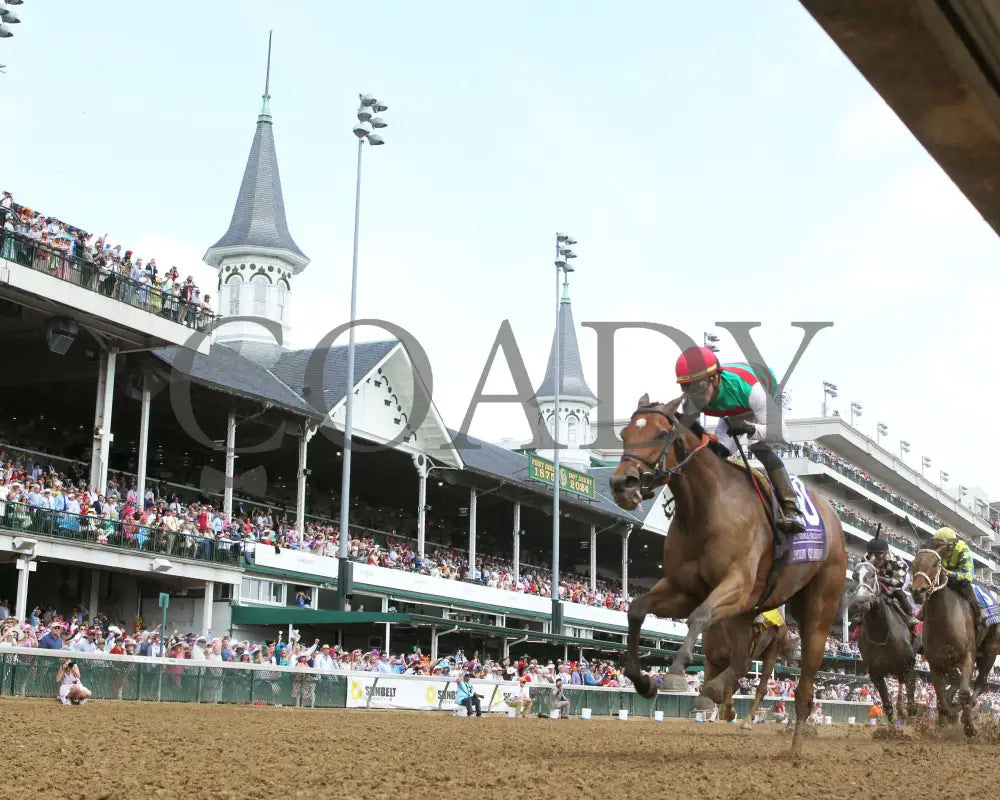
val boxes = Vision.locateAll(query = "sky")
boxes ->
[3,1,999,499]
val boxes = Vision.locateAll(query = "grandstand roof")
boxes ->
[535,282,597,404]
[204,65,308,268]
[450,430,651,525]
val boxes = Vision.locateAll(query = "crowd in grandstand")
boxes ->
[0,190,213,326]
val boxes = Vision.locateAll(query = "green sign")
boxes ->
[528,454,596,499]
[158,592,170,609]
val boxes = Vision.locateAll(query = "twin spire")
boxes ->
[203,30,309,269]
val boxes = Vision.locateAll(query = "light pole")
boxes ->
[0,0,23,39]
[849,401,862,427]
[939,470,949,488]
[702,333,720,428]
[960,485,968,503]
[337,92,388,610]
[921,455,931,477]
[822,381,838,417]
[877,422,888,445]
[900,439,910,460]
[551,231,577,634]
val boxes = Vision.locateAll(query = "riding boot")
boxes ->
[955,580,984,636]
[766,465,807,535]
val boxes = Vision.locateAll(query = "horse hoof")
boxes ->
[964,724,978,738]
[660,674,688,693]
[691,695,716,712]
[740,721,752,731]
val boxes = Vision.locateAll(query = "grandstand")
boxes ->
[2,43,996,694]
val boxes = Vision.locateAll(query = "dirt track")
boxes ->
[3,699,998,800]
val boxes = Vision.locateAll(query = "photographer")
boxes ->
[56,659,91,705]
[455,671,483,717]
[550,678,570,719]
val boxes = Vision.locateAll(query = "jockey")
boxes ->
[864,537,919,634]
[930,527,982,629]
[675,346,805,534]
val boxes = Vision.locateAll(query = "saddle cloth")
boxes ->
[725,461,828,564]
[973,585,1000,627]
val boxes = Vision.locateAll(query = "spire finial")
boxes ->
[259,30,273,122]
[561,272,571,302]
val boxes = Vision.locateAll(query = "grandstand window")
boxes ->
[240,577,284,605]
[276,284,286,322]
[252,274,268,316]
[227,275,242,316]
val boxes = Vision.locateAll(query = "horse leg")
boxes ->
[895,679,904,723]
[872,674,893,725]
[930,669,955,726]
[741,635,778,730]
[667,573,750,680]
[787,571,842,755]
[958,648,977,737]
[692,654,722,713]
[904,668,918,719]
[624,578,696,698]
[702,617,753,707]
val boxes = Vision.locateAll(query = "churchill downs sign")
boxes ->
[346,674,520,713]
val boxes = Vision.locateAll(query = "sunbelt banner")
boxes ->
[346,674,521,713]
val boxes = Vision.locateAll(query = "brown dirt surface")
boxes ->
[3,699,998,800]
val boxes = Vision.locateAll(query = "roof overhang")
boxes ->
[202,243,310,274]
[799,0,1000,237]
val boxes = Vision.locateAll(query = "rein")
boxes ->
[618,405,711,491]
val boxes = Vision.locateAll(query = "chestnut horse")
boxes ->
[610,395,846,753]
[908,548,1000,736]
[696,615,795,729]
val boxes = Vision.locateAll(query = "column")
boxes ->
[382,597,391,655]
[512,503,521,584]
[223,411,236,522]
[202,581,215,636]
[431,625,438,662]
[136,378,151,509]
[15,557,34,621]
[841,600,849,642]
[296,423,317,533]
[468,488,477,580]
[89,570,100,618]
[621,527,631,593]
[590,524,597,592]
[89,345,119,492]
[413,455,428,558]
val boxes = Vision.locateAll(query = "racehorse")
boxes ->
[697,613,795,729]
[909,548,1000,736]
[610,395,847,753]
[849,561,918,723]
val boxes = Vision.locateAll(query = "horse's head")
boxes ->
[610,394,692,510]
[909,548,944,605]
[849,561,879,613]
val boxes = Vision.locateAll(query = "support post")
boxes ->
[513,502,521,585]
[202,581,214,636]
[89,570,100,618]
[431,625,438,662]
[468,488,477,581]
[296,422,317,534]
[621,527,631,593]
[590,524,597,592]
[223,411,236,523]
[15,557,33,622]
[89,345,119,492]
[136,379,151,510]
[413,455,428,558]
[382,596,391,655]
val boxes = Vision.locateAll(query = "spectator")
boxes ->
[455,672,483,717]
[511,674,533,717]
[550,678,570,719]
[56,658,91,705]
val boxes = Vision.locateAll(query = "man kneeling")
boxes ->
[511,674,533,717]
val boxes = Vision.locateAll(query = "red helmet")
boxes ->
[675,346,720,384]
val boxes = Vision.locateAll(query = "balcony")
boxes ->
[0,230,213,352]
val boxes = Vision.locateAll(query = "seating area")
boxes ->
[0,189,216,331]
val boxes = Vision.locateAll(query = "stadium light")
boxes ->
[551,230,579,634]
[822,381,837,417]
[849,401,862,427]
[959,485,968,499]
[899,440,910,459]
[703,332,720,353]
[939,470,949,487]
[338,93,389,606]
[921,455,931,476]
[876,422,888,445]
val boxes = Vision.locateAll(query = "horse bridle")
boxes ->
[911,548,947,596]
[618,404,710,494]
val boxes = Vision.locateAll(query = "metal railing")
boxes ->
[0,229,216,332]
[0,501,241,566]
